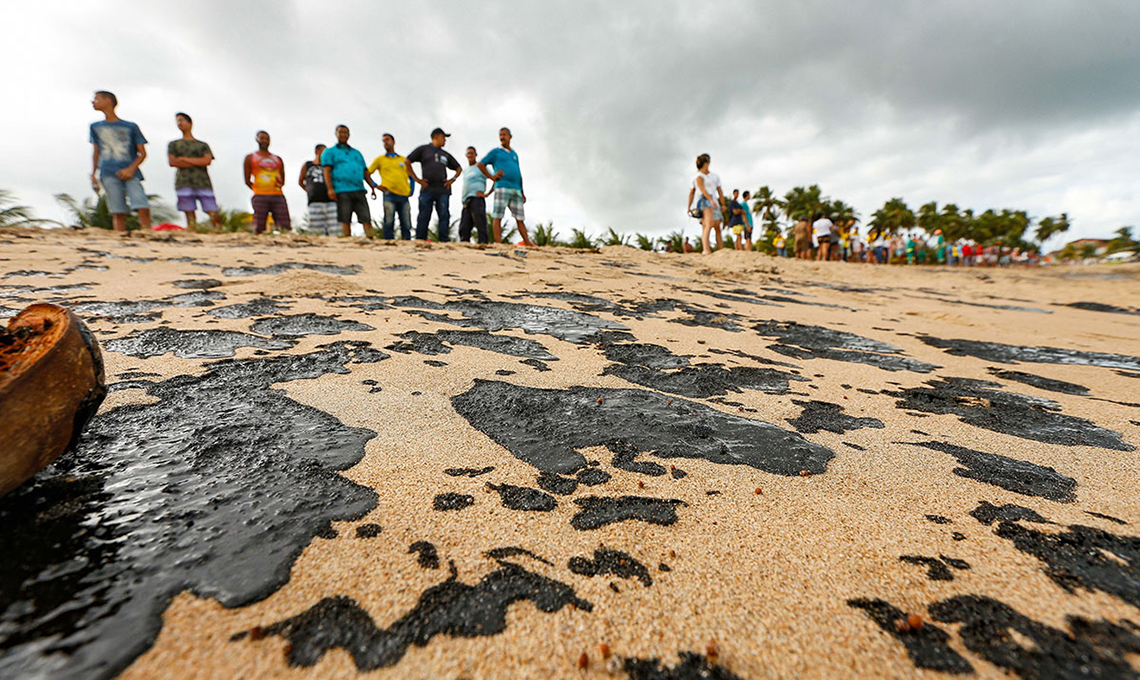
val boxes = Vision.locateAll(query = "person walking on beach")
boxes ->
[299,144,336,235]
[243,131,290,233]
[686,154,724,254]
[728,189,747,250]
[813,213,833,261]
[90,91,151,233]
[366,133,413,240]
[167,113,220,233]
[322,125,379,238]
[478,127,531,246]
[459,146,494,244]
[740,190,755,250]
[793,218,811,259]
[407,128,462,242]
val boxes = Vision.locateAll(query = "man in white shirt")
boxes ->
[813,213,834,261]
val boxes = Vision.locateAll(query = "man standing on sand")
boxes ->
[728,189,746,250]
[168,112,220,233]
[322,125,379,238]
[793,218,812,259]
[814,213,833,261]
[740,190,755,250]
[478,127,532,246]
[459,146,495,244]
[366,133,414,240]
[243,131,290,234]
[299,144,336,235]
[90,91,151,233]
[407,128,462,242]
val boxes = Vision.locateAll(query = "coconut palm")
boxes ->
[782,185,825,223]
[659,230,684,254]
[916,201,942,235]
[531,222,563,247]
[600,227,629,247]
[55,192,176,231]
[0,189,56,228]
[1034,212,1070,246]
[869,197,915,235]
[567,228,597,249]
[751,186,783,222]
[1106,226,1138,254]
[634,233,655,251]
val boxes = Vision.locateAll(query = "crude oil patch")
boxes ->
[487,483,558,511]
[401,298,629,344]
[888,378,1134,451]
[221,262,361,276]
[105,327,293,358]
[233,562,591,671]
[169,278,222,289]
[623,651,748,679]
[786,400,885,434]
[208,297,289,319]
[904,441,1077,502]
[248,313,374,337]
[0,341,386,680]
[919,336,1140,372]
[754,320,938,373]
[571,496,687,530]
[1061,301,1140,315]
[568,547,653,586]
[386,329,557,361]
[986,367,1090,396]
[601,341,805,398]
[451,381,834,477]
[898,555,971,581]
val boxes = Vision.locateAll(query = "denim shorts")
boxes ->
[101,174,149,214]
[695,196,717,214]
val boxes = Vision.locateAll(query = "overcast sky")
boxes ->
[3,0,1139,247]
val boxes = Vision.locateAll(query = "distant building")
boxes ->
[1049,238,1108,260]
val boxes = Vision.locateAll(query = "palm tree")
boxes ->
[567,228,597,249]
[600,227,629,247]
[827,199,859,225]
[659,230,684,254]
[634,233,655,251]
[869,198,915,235]
[783,184,825,223]
[916,201,941,235]
[0,189,56,228]
[1106,226,1138,254]
[1034,212,1070,246]
[56,192,176,231]
[531,222,563,247]
[751,186,783,222]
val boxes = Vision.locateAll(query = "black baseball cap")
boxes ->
[431,127,451,138]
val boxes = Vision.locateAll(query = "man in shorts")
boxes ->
[167,112,220,232]
[322,125,379,238]
[740,190,755,250]
[459,146,495,243]
[89,90,151,232]
[243,130,290,233]
[478,127,532,246]
[299,144,336,235]
[814,213,833,261]
[407,127,462,242]
[728,189,746,250]
[367,133,414,240]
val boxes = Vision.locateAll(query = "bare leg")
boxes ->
[112,214,127,232]
[493,217,503,244]
[363,222,375,238]
[701,210,713,254]
[713,223,723,250]
[207,211,221,232]
[137,208,152,231]
[184,211,198,233]
[516,220,531,246]
[341,223,351,237]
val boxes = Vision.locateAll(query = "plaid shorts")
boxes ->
[491,188,525,221]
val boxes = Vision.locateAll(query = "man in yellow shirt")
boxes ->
[367,133,414,240]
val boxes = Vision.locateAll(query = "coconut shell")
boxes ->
[0,304,106,496]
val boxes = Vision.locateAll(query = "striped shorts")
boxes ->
[306,202,338,235]
[491,188,525,221]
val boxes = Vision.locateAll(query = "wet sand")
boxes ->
[1,228,1138,680]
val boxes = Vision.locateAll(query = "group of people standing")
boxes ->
[685,154,755,254]
[88,91,531,244]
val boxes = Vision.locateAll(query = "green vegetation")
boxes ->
[55,192,176,231]
[634,232,655,251]
[0,189,57,228]
[567,228,597,249]
[600,227,629,247]
[531,222,563,247]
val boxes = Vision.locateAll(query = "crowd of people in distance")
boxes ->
[88,91,531,244]
[685,152,1043,266]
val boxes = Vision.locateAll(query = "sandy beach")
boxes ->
[1,228,1138,680]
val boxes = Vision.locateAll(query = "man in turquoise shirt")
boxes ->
[477,127,531,246]
[321,124,380,237]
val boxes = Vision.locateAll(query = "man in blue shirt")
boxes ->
[459,146,496,243]
[89,91,151,233]
[321,125,380,238]
[477,127,531,246]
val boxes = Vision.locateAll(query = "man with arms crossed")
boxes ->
[90,90,151,233]
[407,128,462,242]
[243,131,290,233]
[459,146,495,243]
[322,125,379,238]
[168,112,221,233]
[367,133,414,240]
[299,144,337,235]
[478,127,531,246]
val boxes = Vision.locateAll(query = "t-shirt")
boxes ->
[479,147,522,191]
[461,164,489,202]
[407,144,460,195]
[775,236,786,248]
[742,202,754,227]
[321,143,367,194]
[303,161,330,203]
[728,200,745,227]
[167,138,213,189]
[692,171,720,200]
[813,218,833,238]
[367,153,412,197]
[248,150,283,195]
[90,119,147,179]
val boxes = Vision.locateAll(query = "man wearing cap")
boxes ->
[406,127,462,241]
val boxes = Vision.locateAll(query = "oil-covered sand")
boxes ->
[1,228,1138,680]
